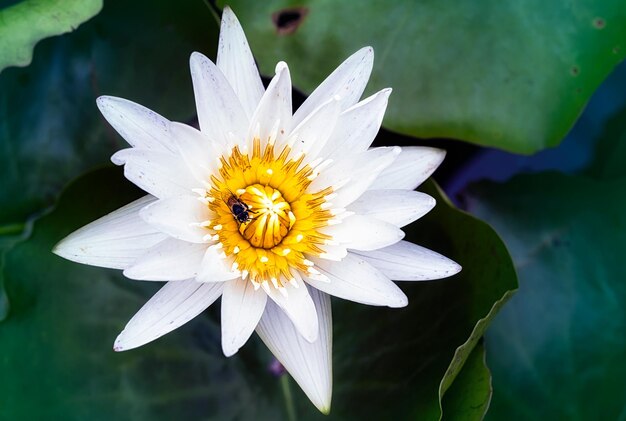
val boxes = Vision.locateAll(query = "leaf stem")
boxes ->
[280,374,297,421]
[0,223,25,236]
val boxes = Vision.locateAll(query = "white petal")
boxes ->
[111,148,199,199]
[369,147,446,190]
[348,190,436,227]
[318,243,348,261]
[308,254,407,307]
[114,280,223,351]
[324,214,404,251]
[217,6,265,119]
[320,88,391,160]
[53,196,165,269]
[123,239,206,281]
[310,147,400,208]
[220,277,267,356]
[292,46,373,127]
[256,288,332,414]
[189,51,248,145]
[355,240,462,281]
[96,96,175,153]
[264,275,318,342]
[248,61,292,148]
[288,96,341,161]
[170,122,221,184]
[139,195,210,243]
[196,245,240,283]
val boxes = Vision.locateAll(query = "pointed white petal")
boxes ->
[348,190,436,227]
[114,280,223,351]
[355,240,462,281]
[324,214,404,251]
[139,196,210,243]
[123,239,206,281]
[293,46,373,127]
[310,147,400,208]
[170,122,221,184]
[196,245,240,283]
[217,6,265,119]
[111,148,199,199]
[248,61,292,147]
[308,254,407,307]
[53,196,165,269]
[220,277,267,356]
[96,96,175,153]
[264,275,318,342]
[189,51,248,145]
[321,88,391,159]
[256,288,332,413]
[369,147,446,190]
[288,96,341,161]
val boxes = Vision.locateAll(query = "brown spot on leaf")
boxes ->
[570,66,580,77]
[272,7,309,35]
[593,17,606,29]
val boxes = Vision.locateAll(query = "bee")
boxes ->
[226,194,253,224]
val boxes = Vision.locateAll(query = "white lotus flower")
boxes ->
[53,7,461,413]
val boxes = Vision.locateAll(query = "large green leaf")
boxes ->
[0,0,102,72]
[0,0,217,227]
[0,169,283,419]
[467,172,626,419]
[441,342,492,421]
[220,0,626,154]
[0,168,516,419]
[0,0,218,318]
[296,181,517,420]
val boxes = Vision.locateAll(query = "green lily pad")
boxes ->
[0,169,284,419]
[0,0,217,227]
[467,172,626,419]
[0,0,102,72]
[310,181,516,420]
[441,342,492,421]
[220,0,626,154]
[0,168,516,419]
[0,0,218,318]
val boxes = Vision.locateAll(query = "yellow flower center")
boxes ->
[205,139,333,287]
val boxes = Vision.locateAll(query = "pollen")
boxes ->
[205,139,334,286]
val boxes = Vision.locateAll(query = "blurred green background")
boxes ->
[0,0,624,419]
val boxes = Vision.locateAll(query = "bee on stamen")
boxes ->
[225,194,253,224]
